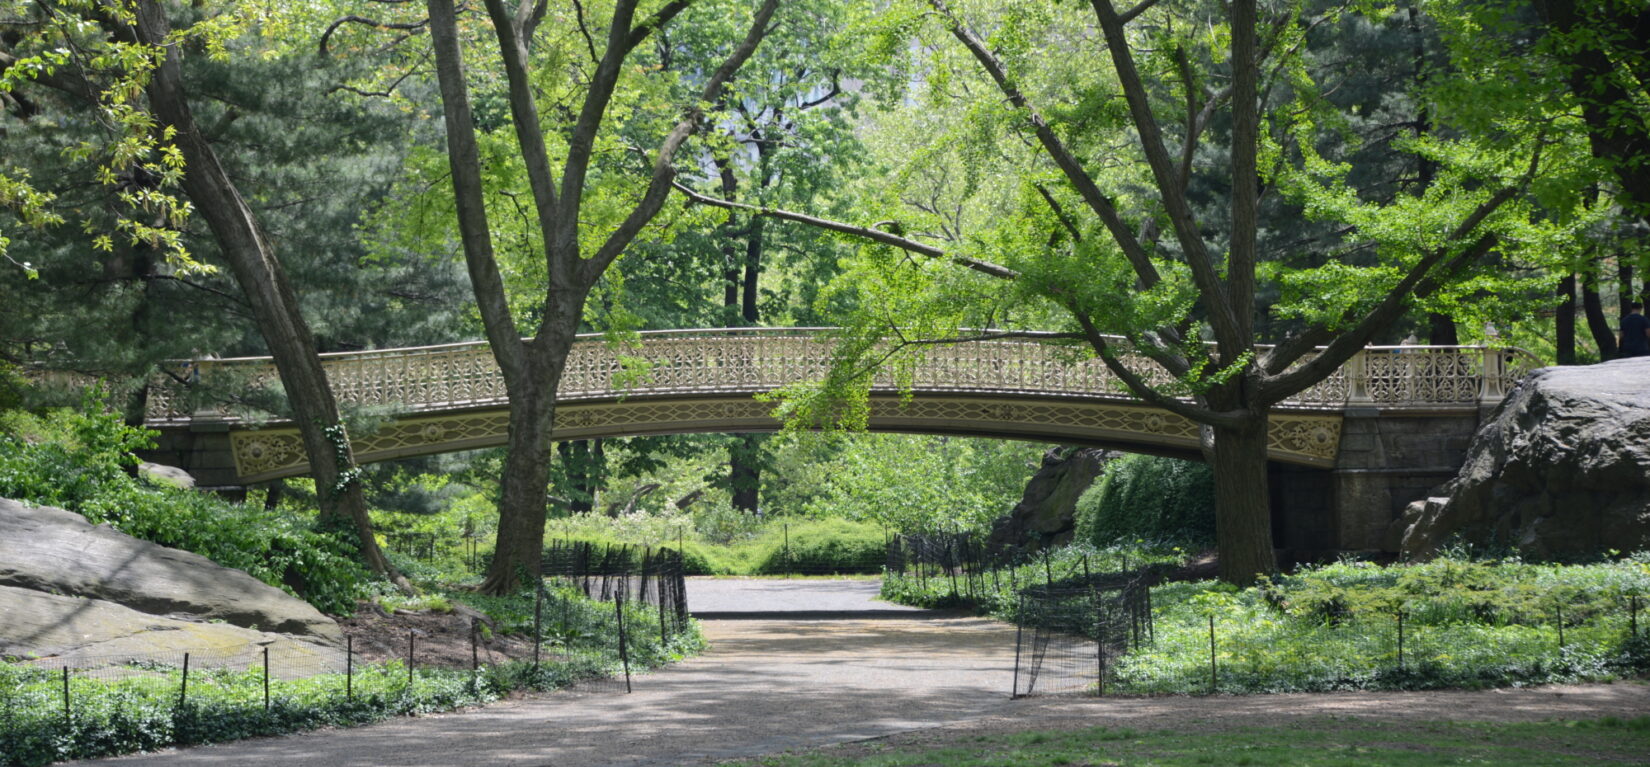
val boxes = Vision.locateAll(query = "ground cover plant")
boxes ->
[884,548,1650,694]
[721,716,1650,767]
[1118,555,1650,694]
[0,399,372,615]
[0,584,702,767]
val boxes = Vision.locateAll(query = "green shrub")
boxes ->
[751,518,886,574]
[0,398,371,615]
[1073,454,1214,547]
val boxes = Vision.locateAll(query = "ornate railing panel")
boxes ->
[144,328,1542,426]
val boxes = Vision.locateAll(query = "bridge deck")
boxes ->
[142,329,1539,483]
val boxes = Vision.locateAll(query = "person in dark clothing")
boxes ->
[1621,302,1650,358]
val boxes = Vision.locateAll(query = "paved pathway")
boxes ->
[90,579,1650,766]
[97,580,1018,766]
[685,577,926,617]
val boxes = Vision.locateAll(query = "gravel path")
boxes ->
[89,579,1650,767]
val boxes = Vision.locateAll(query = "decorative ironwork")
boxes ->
[227,395,1348,483]
[152,329,1536,482]
[145,329,1542,426]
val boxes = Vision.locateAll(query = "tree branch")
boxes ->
[580,0,781,284]
[424,0,528,381]
[1073,313,1249,427]
[1257,191,1517,403]
[1090,0,1243,355]
[672,181,1021,280]
[318,15,429,58]
[929,0,1160,288]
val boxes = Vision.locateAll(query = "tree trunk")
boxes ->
[1556,274,1577,365]
[729,434,762,514]
[1206,415,1275,584]
[1427,313,1458,346]
[132,1,405,590]
[478,345,567,594]
[1581,270,1617,359]
[1621,261,1636,316]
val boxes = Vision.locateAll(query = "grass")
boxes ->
[722,716,1650,766]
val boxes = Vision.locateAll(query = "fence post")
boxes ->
[407,631,415,689]
[533,582,544,676]
[470,618,479,695]
[263,647,271,712]
[1094,589,1105,698]
[1632,595,1640,637]
[1011,594,1024,699]
[1207,615,1217,694]
[1396,611,1405,673]
[61,666,70,723]
[179,652,191,709]
[783,523,791,578]
[1556,602,1565,649]
[615,592,633,693]
[346,636,354,700]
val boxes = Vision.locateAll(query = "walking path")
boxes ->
[92,579,1650,766]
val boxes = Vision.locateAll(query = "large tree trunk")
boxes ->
[1427,314,1458,346]
[1581,270,1618,359]
[133,1,404,589]
[1206,415,1275,585]
[478,369,556,594]
[1556,274,1578,365]
[1621,261,1636,316]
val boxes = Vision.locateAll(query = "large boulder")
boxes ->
[1,586,344,673]
[1396,357,1650,558]
[0,498,342,644]
[989,447,1110,550]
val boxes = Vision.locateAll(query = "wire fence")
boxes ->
[1006,587,1649,697]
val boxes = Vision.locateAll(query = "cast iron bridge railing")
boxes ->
[145,327,1541,427]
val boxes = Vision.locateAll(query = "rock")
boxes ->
[138,461,196,490]
[1397,357,1650,559]
[988,447,1110,551]
[0,586,343,675]
[0,498,342,644]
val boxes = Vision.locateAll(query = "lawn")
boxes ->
[722,716,1650,766]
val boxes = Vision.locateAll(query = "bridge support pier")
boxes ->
[1270,409,1482,560]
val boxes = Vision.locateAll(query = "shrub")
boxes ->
[751,518,886,574]
[1073,454,1214,547]
[0,398,371,615]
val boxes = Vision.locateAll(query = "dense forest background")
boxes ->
[2,0,1645,588]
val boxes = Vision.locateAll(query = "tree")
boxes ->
[129,1,408,588]
[3,1,410,587]
[423,0,781,593]
[678,0,1557,583]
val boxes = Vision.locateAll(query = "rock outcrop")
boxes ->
[1396,357,1650,558]
[1,586,344,671]
[989,447,1110,550]
[0,498,342,644]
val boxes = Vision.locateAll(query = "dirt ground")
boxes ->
[337,601,536,669]
[91,581,1650,767]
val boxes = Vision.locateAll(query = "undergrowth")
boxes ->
[0,584,702,767]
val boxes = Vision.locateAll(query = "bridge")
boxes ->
[141,328,1540,556]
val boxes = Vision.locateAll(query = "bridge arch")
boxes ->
[142,328,1536,487]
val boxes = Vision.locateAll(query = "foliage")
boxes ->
[880,541,1188,614]
[1115,555,1650,694]
[0,584,701,767]
[547,514,889,575]
[1074,454,1216,547]
[0,399,370,615]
